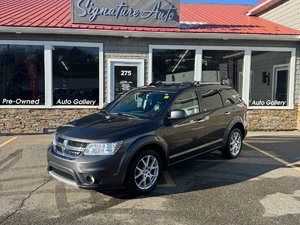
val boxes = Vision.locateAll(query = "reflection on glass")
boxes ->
[114,65,137,98]
[0,45,45,105]
[109,90,174,119]
[171,91,199,116]
[202,50,244,94]
[249,51,290,107]
[52,46,99,106]
[152,49,195,83]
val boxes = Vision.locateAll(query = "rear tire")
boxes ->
[222,128,243,159]
[126,150,162,195]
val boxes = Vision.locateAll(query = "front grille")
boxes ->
[53,135,86,159]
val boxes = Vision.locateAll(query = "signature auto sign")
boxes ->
[72,0,179,27]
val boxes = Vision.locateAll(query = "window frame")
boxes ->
[272,64,289,104]
[149,45,296,110]
[107,58,145,103]
[0,40,104,109]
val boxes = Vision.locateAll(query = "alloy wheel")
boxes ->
[229,131,242,156]
[134,155,159,190]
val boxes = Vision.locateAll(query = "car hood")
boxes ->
[56,113,156,142]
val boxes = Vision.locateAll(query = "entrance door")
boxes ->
[108,59,144,102]
[273,64,289,102]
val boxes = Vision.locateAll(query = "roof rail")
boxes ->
[149,81,226,87]
[149,81,195,87]
[194,81,223,86]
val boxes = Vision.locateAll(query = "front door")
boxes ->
[273,64,289,103]
[108,59,144,102]
[164,90,206,163]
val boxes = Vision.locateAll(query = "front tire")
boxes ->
[222,128,243,159]
[126,150,162,195]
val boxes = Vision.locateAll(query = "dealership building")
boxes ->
[0,0,300,133]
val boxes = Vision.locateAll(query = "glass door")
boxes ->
[273,64,289,102]
[108,59,144,102]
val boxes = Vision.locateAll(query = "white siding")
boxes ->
[259,0,300,30]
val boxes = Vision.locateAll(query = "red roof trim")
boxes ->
[0,0,299,36]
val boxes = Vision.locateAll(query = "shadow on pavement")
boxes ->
[97,135,299,199]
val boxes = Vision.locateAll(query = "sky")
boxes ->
[180,0,260,5]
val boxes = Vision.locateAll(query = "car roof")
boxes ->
[137,82,233,93]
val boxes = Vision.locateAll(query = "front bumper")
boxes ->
[47,145,130,189]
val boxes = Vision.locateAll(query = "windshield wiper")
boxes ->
[116,113,140,119]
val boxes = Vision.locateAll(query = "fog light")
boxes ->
[86,175,95,184]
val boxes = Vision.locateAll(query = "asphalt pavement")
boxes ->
[0,132,299,225]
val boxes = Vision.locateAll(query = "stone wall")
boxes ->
[297,105,300,130]
[248,108,298,131]
[0,107,299,134]
[0,109,98,134]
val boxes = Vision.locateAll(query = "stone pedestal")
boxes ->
[247,108,297,131]
[297,105,300,131]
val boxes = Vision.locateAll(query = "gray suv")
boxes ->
[47,82,247,194]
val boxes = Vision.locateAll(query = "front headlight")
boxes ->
[84,141,123,155]
[53,133,58,145]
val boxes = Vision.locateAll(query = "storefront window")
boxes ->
[53,46,99,106]
[0,45,45,106]
[152,49,195,83]
[249,51,291,107]
[202,50,244,94]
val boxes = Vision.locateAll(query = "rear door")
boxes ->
[200,89,226,147]
[219,88,244,123]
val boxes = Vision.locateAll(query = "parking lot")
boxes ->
[0,132,300,225]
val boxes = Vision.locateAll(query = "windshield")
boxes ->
[108,90,174,119]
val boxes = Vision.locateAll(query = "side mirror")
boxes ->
[169,109,186,120]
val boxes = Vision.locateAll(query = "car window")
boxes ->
[171,91,200,116]
[201,89,223,111]
[219,89,242,106]
[109,90,174,119]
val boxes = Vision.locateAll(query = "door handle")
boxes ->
[225,112,231,115]
[198,116,209,123]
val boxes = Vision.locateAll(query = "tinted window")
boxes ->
[250,51,291,107]
[201,90,223,111]
[110,90,174,119]
[220,89,242,106]
[0,45,45,106]
[52,46,99,106]
[171,91,199,116]
[202,50,244,94]
[152,49,196,83]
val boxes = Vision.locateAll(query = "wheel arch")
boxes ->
[223,117,246,146]
[119,136,169,184]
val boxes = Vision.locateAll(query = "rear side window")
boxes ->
[220,89,242,106]
[201,89,223,111]
[171,91,200,116]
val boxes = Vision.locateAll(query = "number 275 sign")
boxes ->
[121,70,132,76]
